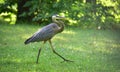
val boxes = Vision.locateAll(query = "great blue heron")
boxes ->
[24,14,73,64]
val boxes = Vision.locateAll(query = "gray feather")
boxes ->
[24,23,59,44]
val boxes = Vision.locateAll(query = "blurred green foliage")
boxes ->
[0,0,120,29]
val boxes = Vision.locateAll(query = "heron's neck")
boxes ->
[53,19,64,33]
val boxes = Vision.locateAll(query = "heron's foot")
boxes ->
[61,59,74,63]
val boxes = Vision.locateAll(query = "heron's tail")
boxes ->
[24,37,32,44]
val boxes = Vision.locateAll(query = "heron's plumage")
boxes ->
[25,15,65,44]
[24,23,61,44]
[24,14,65,44]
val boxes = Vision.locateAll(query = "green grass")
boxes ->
[0,23,120,72]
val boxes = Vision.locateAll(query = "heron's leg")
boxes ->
[36,41,45,64]
[48,40,73,62]
[36,48,41,64]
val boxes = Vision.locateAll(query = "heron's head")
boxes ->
[52,14,65,20]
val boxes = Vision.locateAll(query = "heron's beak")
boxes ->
[59,16,66,20]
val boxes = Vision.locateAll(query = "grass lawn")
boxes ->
[0,23,120,72]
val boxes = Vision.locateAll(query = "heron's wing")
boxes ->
[24,23,59,44]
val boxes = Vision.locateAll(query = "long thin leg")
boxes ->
[48,40,73,62]
[36,48,41,64]
[36,41,45,64]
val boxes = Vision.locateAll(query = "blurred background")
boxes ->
[0,0,120,29]
[0,0,120,72]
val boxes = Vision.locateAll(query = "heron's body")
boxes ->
[24,14,72,63]
[25,23,61,44]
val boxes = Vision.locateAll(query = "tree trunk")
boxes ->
[16,0,32,23]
